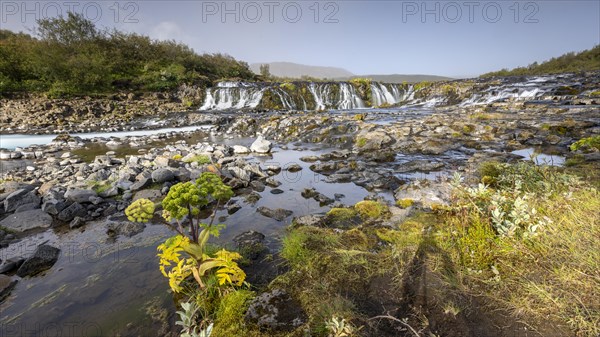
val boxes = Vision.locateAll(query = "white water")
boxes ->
[1,126,211,150]
[200,82,265,110]
[338,83,365,109]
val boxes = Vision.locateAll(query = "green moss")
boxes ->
[184,154,211,165]
[211,290,255,336]
[590,90,600,97]
[279,82,296,91]
[356,137,367,148]
[172,154,182,160]
[354,200,387,219]
[353,113,366,121]
[326,208,358,222]
[478,161,502,185]
[462,124,476,134]
[396,198,414,209]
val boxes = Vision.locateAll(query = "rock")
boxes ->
[233,230,268,260]
[266,165,281,174]
[245,192,262,204]
[16,244,60,277]
[4,189,40,213]
[326,174,352,183]
[257,206,292,221]
[98,186,119,198]
[394,180,452,208]
[0,258,24,274]
[130,177,151,191]
[245,289,306,331]
[270,188,284,195]
[286,164,302,172]
[228,167,252,182]
[106,221,146,238]
[15,203,40,213]
[250,136,272,153]
[0,275,17,303]
[42,198,67,215]
[64,189,97,203]
[69,216,85,229]
[227,203,241,214]
[154,156,174,167]
[291,215,324,228]
[0,209,52,232]
[57,202,87,222]
[151,168,174,183]
[250,180,266,192]
[265,178,281,187]
[133,189,162,201]
[354,130,394,152]
[233,145,250,154]
[299,156,319,162]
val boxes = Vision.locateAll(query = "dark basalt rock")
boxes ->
[245,289,307,331]
[16,245,61,277]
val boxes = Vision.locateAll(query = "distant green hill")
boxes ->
[482,45,600,77]
[339,74,453,83]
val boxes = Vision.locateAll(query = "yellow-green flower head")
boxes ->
[125,198,155,223]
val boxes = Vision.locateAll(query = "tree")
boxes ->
[259,63,271,78]
[36,12,101,45]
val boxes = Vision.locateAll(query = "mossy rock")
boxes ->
[354,200,388,220]
[324,208,362,229]
[396,198,414,209]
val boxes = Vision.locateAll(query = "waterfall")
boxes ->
[200,82,265,110]
[460,76,555,106]
[308,83,331,110]
[338,83,365,109]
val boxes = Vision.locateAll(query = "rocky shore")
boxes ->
[1,74,599,335]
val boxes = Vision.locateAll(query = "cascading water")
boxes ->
[459,75,560,106]
[200,82,265,110]
[337,83,365,109]
[308,83,331,110]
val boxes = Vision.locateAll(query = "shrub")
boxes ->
[570,135,600,152]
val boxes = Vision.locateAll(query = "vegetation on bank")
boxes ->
[481,45,600,77]
[125,153,599,336]
[0,13,254,97]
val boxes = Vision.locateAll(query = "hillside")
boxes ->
[482,45,600,77]
[0,13,254,97]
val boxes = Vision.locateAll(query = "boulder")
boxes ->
[291,215,324,228]
[245,289,306,331]
[256,206,293,221]
[4,189,40,213]
[151,168,174,183]
[64,189,97,203]
[130,177,151,191]
[0,209,52,232]
[0,275,17,303]
[69,216,86,229]
[57,202,87,222]
[42,198,67,215]
[250,136,272,153]
[106,222,146,238]
[16,244,61,277]
[233,230,268,260]
[233,145,250,154]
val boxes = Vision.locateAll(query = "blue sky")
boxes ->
[2,1,599,77]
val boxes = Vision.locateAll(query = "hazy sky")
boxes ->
[2,0,599,77]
